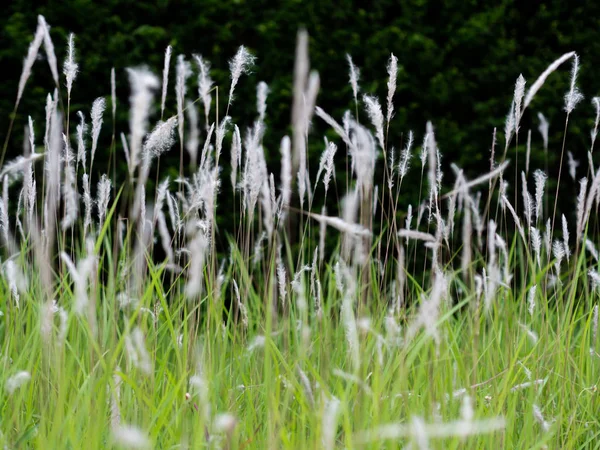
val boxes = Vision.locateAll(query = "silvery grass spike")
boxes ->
[160,45,172,119]
[63,33,78,103]
[185,100,199,167]
[193,54,213,130]
[175,55,191,151]
[16,16,46,107]
[40,16,59,86]
[227,45,255,110]
[126,67,159,177]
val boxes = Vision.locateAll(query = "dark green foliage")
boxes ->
[1,1,599,242]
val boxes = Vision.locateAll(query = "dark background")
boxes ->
[2,0,599,242]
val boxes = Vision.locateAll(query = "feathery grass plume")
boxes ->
[590,270,600,290]
[524,52,575,108]
[304,209,371,237]
[531,227,542,268]
[504,100,515,152]
[231,279,248,328]
[257,81,269,122]
[241,121,266,218]
[513,75,526,134]
[553,239,565,277]
[398,229,436,243]
[406,269,447,347]
[564,53,583,114]
[76,111,87,172]
[461,200,472,277]
[156,211,174,262]
[185,100,199,167]
[5,371,31,394]
[322,395,341,450]
[198,122,215,171]
[315,139,337,195]
[175,55,191,149]
[576,177,588,243]
[592,305,599,356]
[592,97,600,151]
[4,260,25,308]
[40,299,68,345]
[184,225,209,299]
[111,67,116,121]
[346,54,360,106]
[318,205,327,262]
[443,160,510,198]
[315,107,352,149]
[230,124,242,189]
[44,108,62,238]
[112,425,151,449]
[110,371,122,429]
[527,285,537,317]
[40,16,59,86]
[586,239,598,261]
[215,116,231,164]
[398,131,414,181]
[363,94,385,150]
[296,365,315,406]
[124,327,152,375]
[0,153,44,180]
[525,129,532,174]
[532,405,551,432]
[561,214,570,262]
[228,45,256,107]
[425,121,438,221]
[544,218,552,259]
[386,53,398,128]
[97,174,112,229]
[387,147,395,189]
[533,170,547,224]
[193,54,213,130]
[501,193,526,244]
[126,67,160,176]
[143,117,178,162]
[90,97,106,171]
[335,261,360,371]
[567,151,579,180]
[60,244,95,315]
[16,17,46,106]
[537,112,549,151]
[63,33,78,99]
[61,136,78,230]
[160,45,172,118]
[277,256,287,308]
[82,173,92,237]
[521,172,533,230]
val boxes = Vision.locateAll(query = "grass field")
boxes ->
[0,17,599,449]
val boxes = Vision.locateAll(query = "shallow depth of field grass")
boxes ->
[0,16,599,450]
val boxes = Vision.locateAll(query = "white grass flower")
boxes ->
[504,100,515,151]
[513,74,526,134]
[589,270,600,290]
[160,45,172,118]
[532,405,551,432]
[232,279,248,328]
[185,101,199,167]
[143,117,177,161]
[585,239,598,261]
[524,52,575,108]
[112,425,151,449]
[531,227,542,268]
[315,139,337,195]
[398,131,414,180]
[193,54,213,129]
[76,111,87,172]
[363,94,385,150]
[533,170,547,224]
[591,304,598,356]
[592,97,600,150]
[90,97,106,171]
[5,371,31,394]
[322,395,341,450]
[111,67,116,120]
[40,16,59,85]
[567,151,579,180]
[231,124,242,189]
[124,327,152,375]
[527,285,537,317]
[564,53,583,114]
[126,67,160,176]
[16,16,46,105]
[97,174,112,229]
[537,112,549,151]
[228,45,256,107]
[63,33,78,98]
[386,53,398,127]
[175,54,191,147]
[257,81,269,122]
[562,214,570,262]
[525,129,532,174]
[576,177,588,242]
[346,54,360,105]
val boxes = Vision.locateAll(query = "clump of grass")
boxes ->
[0,16,598,449]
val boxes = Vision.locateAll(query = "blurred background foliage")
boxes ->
[1,0,600,244]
